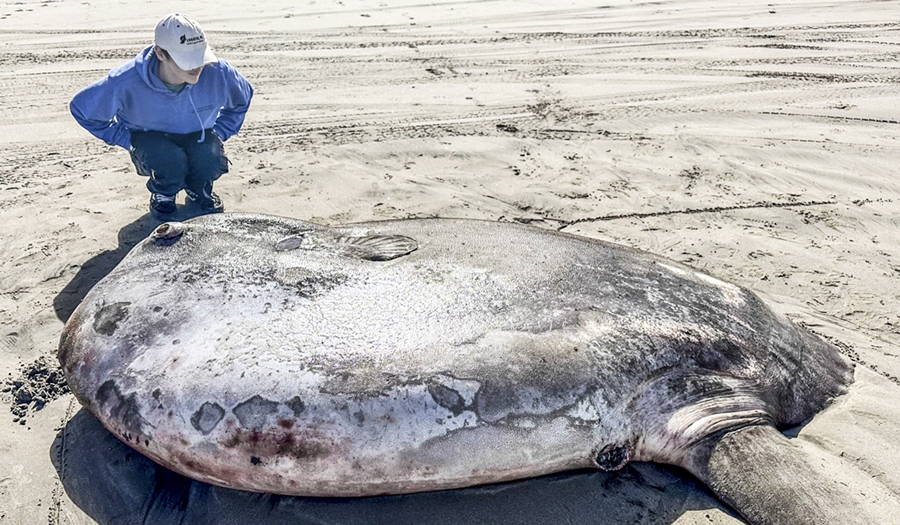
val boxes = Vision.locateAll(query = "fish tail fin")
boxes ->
[684,424,897,525]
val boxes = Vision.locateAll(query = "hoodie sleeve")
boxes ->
[212,61,254,142]
[69,75,133,150]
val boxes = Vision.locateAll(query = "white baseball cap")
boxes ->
[154,13,217,71]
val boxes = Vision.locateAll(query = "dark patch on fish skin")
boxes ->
[595,443,633,471]
[286,396,306,415]
[181,456,201,471]
[294,274,349,299]
[691,337,753,371]
[233,395,279,428]
[427,382,467,416]
[663,372,734,401]
[471,384,520,422]
[219,215,320,241]
[95,380,152,439]
[57,307,83,368]
[222,427,333,461]
[191,402,226,435]
[250,456,262,465]
[168,449,248,487]
[92,302,131,336]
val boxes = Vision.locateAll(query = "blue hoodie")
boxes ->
[70,46,253,150]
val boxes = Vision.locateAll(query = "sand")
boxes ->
[1,0,899,523]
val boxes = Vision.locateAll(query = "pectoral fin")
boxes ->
[336,234,418,261]
[274,231,418,261]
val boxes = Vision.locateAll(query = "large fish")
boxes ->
[59,214,877,525]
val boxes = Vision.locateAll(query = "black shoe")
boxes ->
[185,189,224,214]
[150,193,177,220]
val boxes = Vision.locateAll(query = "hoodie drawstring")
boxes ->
[187,87,206,143]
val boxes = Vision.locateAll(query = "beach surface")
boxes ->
[1,1,899,523]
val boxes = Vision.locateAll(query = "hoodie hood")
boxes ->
[135,46,178,95]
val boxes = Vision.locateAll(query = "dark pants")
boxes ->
[130,129,228,202]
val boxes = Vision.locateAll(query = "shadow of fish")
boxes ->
[58,213,880,525]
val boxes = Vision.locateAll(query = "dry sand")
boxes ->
[2,0,900,523]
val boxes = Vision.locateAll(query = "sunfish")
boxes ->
[59,213,882,525]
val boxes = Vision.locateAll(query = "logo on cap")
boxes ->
[180,34,205,45]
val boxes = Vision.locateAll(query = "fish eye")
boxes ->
[150,222,186,243]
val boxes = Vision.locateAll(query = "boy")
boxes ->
[70,13,253,219]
